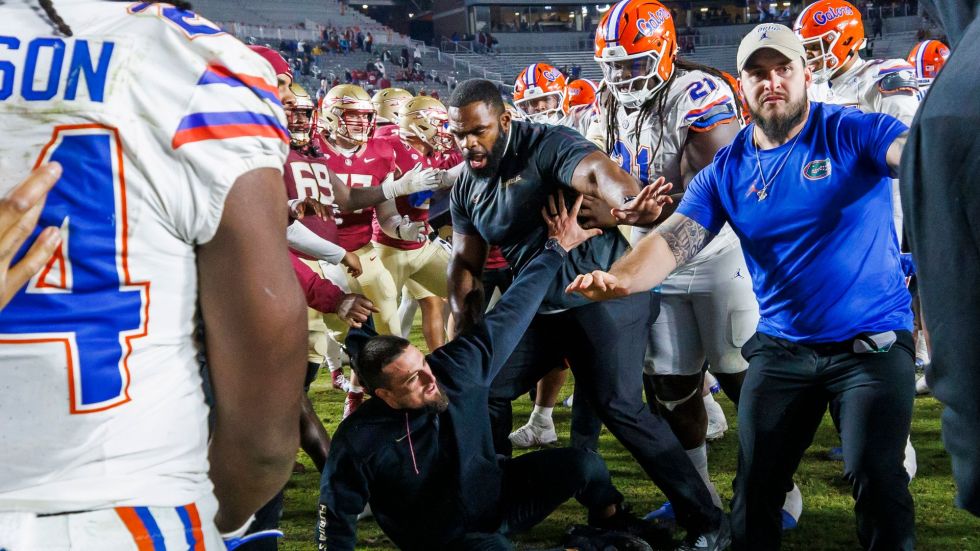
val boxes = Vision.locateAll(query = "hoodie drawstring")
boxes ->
[405,412,420,475]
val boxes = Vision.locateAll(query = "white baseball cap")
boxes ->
[737,23,807,73]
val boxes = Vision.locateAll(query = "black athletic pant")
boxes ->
[481,267,513,312]
[444,448,623,551]
[731,331,916,551]
[488,292,720,536]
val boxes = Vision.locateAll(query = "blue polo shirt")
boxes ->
[677,102,911,343]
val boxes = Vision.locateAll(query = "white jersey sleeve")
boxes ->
[671,70,740,137]
[867,59,921,126]
[128,4,288,244]
[0,0,287,515]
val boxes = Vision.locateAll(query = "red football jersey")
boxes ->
[316,134,399,251]
[373,123,399,138]
[486,245,510,270]
[433,147,463,170]
[371,134,439,250]
[283,148,339,259]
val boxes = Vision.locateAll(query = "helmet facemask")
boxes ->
[405,109,453,152]
[287,101,315,148]
[599,43,670,110]
[328,108,375,145]
[514,91,565,124]
[800,30,863,84]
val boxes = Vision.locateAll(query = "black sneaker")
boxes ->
[589,504,676,549]
[563,524,654,551]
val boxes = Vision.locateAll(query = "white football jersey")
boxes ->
[808,57,921,125]
[0,0,288,513]
[808,57,919,242]
[587,69,742,264]
[558,103,595,137]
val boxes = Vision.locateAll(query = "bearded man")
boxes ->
[569,24,916,551]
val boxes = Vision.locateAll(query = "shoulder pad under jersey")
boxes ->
[876,69,919,97]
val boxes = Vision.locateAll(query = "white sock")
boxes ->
[915,333,930,364]
[325,336,344,372]
[349,385,364,395]
[687,444,722,507]
[397,293,417,338]
[529,405,554,428]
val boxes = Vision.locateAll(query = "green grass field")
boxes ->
[280,328,980,550]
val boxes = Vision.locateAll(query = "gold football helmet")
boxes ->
[398,96,453,152]
[372,87,413,124]
[320,84,376,145]
[287,82,315,147]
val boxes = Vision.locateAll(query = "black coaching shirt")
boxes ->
[451,120,630,312]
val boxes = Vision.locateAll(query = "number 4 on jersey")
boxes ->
[0,125,148,414]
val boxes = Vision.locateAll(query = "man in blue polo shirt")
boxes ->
[568,24,914,550]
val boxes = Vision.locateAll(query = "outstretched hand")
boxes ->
[1,162,62,310]
[565,270,631,302]
[542,190,602,252]
[337,293,379,328]
[611,177,674,226]
[289,196,330,221]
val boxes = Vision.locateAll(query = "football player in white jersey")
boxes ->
[0,1,308,549]
[906,40,949,97]
[561,77,600,136]
[795,0,921,479]
[587,0,758,514]
[513,62,568,125]
[794,0,920,240]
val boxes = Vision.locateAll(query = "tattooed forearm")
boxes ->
[654,214,715,267]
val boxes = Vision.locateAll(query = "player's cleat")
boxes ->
[508,422,558,448]
[357,503,373,521]
[704,395,728,441]
[343,391,363,419]
[915,373,931,395]
[676,515,731,551]
[562,394,574,407]
[332,369,351,391]
[590,504,675,549]
[564,524,654,551]
[782,484,803,530]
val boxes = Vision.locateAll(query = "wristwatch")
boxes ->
[544,237,567,258]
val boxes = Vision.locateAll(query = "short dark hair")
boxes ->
[354,335,411,394]
[447,78,505,115]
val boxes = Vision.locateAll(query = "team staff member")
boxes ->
[901,0,980,516]
[569,24,914,550]
[446,79,727,549]
[319,196,655,550]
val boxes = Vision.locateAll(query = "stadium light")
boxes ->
[597,4,611,13]
[362,4,368,9]
[409,12,414,17]
[581,6,588,15]
[782,1,791,4]
[544,5,552,9]
[700,7,708,11]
